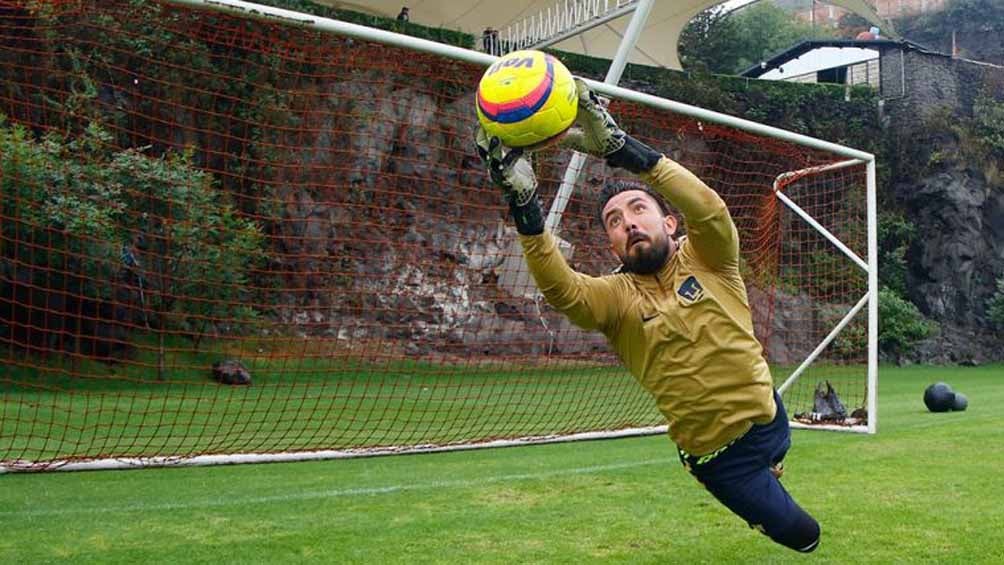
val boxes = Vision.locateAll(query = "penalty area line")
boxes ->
[3,457,673,518]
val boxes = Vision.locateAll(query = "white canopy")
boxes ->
[313,1,887,69]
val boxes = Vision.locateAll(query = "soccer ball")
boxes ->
[476,50,578,149]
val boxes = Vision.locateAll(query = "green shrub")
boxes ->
[973,91,1004,158]
[879,287,937,362]
[987,276,1004,332]
[0,117,264,352]
[106,147,265,349]
[878,212,917,296]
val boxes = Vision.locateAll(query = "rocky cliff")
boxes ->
[898,164,1004,363]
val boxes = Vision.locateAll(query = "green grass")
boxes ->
[0,364,1002,563]
[1,346,660,461]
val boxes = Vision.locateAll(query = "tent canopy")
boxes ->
[312,1,887,70]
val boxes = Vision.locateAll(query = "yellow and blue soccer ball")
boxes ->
[476,50,578,149]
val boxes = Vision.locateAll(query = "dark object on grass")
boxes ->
[951,392,968,411]
[212,359,252,385]
[923,382,954,412]
[791,381,856,424]
[811,380,847,420]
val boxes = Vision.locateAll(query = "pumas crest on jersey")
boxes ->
[677,275,705,303]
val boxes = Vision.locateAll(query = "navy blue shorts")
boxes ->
[678,391,820,552]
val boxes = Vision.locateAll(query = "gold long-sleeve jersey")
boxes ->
[519,157,776,456]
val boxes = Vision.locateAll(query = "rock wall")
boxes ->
[250,55,618,362]
[881,49,1004,362]
[879,47,996,128]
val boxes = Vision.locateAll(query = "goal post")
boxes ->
[0,0,876,473]
[772,159,878,434]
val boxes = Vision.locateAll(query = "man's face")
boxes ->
[601,190,677,274]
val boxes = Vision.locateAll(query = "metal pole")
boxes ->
[777,292,869,395]
[866,158,878,434]
[545,0,654,232]
[772,162,870,273]
[0,425,668,473]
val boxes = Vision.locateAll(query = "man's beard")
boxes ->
[621,235,671,275]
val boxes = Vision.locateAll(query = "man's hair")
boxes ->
[596,180,673,228]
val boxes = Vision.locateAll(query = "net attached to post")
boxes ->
[0,0,870,471]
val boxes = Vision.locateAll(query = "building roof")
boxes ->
[740,38,946,78]
[310,1,890,70]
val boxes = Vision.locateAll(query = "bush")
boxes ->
[878,212,917,296]
[106,146,264,349]
[879,287,937,363]
[987,276,1004,332]
[0,117,264,354]
[973,91,1004,158]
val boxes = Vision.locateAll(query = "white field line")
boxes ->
[1,457,673,518]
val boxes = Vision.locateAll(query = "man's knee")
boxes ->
[769,505,820,553]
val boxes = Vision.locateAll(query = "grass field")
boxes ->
[1,364,1002,563]
[0,347,661,461]
[0,336,866,464]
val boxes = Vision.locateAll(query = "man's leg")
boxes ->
[679,392,820,552]
[699,459,820,552]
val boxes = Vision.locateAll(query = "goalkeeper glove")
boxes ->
[475,126,545,235]
[560,78,663,174]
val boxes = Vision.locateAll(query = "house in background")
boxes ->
[741,36,1004,133]
[741,40,884,87]
[739,38,947,97]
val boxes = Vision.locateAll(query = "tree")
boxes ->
[678,5,742,73]
[680,2,832,75]
[0,118,264,364]
[106,147,264,353]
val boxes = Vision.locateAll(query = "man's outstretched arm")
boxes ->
[519,231,621,332]
[475,129,621,332]
[639,158,739,270]
[561,80,739,270]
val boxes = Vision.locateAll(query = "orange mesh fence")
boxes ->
[0,0,869,470]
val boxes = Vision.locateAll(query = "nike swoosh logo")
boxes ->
[641,313,658,323]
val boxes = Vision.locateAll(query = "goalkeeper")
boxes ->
[475,80,821,553]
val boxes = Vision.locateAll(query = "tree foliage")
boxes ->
[878,212,917,297]
[973,90,1004,158]
[879,287,937,362]
[895,0,1004,63]
[679,2,831,75]
[0,117,264,351]
[678,5,741,73]
[988,276,1004,332]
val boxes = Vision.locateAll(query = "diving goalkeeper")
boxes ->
[474,81,821,553]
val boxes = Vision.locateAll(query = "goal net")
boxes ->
[0,0,875,472]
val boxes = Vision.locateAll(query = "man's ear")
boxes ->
[664,214,678,237]
[608,237,621,263]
